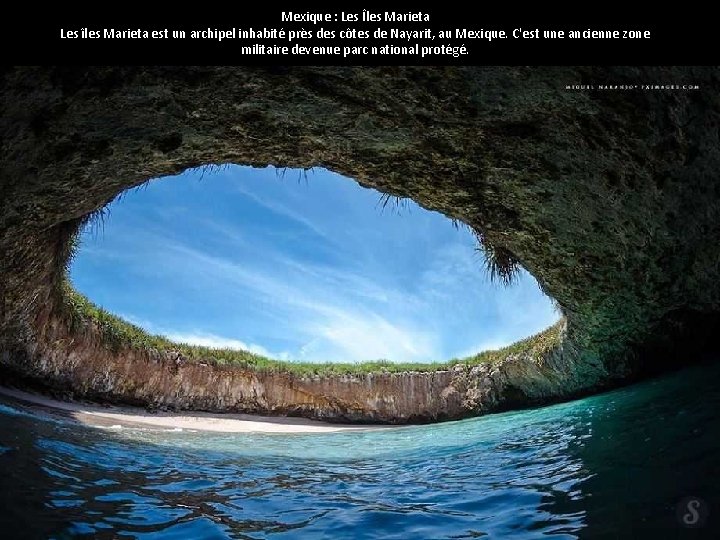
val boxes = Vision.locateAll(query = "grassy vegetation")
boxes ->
[59,280,562,376]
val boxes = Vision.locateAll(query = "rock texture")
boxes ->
[1,67,719,423]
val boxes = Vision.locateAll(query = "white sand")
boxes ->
[0,386,390,434]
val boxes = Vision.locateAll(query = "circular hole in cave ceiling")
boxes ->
[70,165,559,364]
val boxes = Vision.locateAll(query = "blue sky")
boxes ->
[71,165,558,363]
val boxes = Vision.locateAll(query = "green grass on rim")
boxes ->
[59,280,562,376]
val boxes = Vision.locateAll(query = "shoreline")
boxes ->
[0,386,392,434]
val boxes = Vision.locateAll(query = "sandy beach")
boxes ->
[0,386,388,434]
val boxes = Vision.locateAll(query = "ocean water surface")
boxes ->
[0,362,718,538]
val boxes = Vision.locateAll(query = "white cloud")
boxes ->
[454,339,514,359]
[117,312,289,359]
[142,243,441,362]
[164,332,292,360]
[134,238,556,363]
[163,332,272,355]
[232,181,337,245]
[302,312,439,363]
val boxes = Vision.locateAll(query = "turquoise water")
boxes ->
[1,363,718,538]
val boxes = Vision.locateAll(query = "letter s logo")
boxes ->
[683,499,701,526]
[676,496,708,528]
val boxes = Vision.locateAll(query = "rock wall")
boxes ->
[5,310,599,423]
[2,67,719,422]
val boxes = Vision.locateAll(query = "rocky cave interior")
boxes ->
[2,66,719,423]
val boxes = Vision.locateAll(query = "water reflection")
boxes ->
[0,362,719,538]
[540,364,720,537]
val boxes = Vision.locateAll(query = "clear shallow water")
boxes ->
[1,364,719,539]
